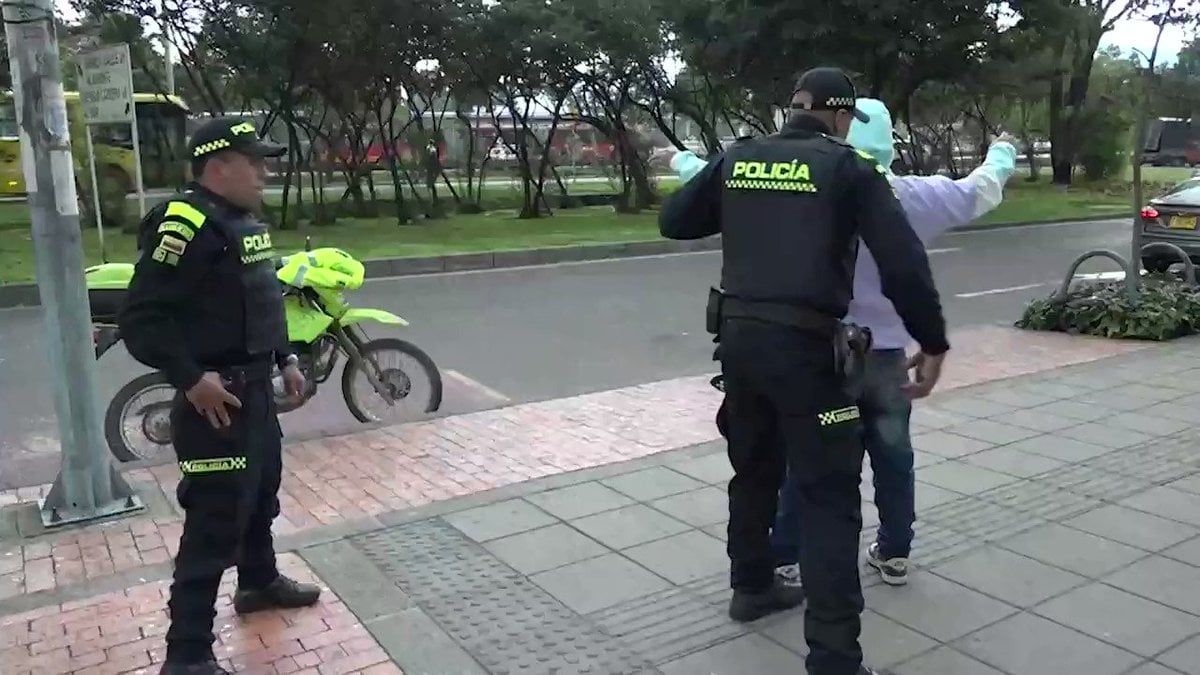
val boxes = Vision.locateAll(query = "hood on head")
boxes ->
[847,98,895,172]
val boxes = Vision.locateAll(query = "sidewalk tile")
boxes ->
[0,554,393,675]
[916,461,1020,495]
[1104,411,1192,436]
[1126,663,1188,675]
[943,419,1041,445]
[928,396,1018,419]
[623,531,726,584]
[1057,423,1154,449]
[910,407,973,430]
[763,609,936,668]
[659,633,805,675]
[1104,556,1200,615]
[864,573,1016,642]
[1163,537,1200,567]
[1065,505,1199,551]
[482,524,608,575]
[911,431,993,459]
[1139,401,1198,424]
[894,647,1004,675]
[1120,486,1200,527]
[529,553,670,614]
[914,484,969,510]
[1032,582,1200,657]
[1006,435,1114,463]
[999,408,1082,433]
[956,612,1142,675]
[570,504,691,549]
[974,386,1061,408]
[931,547,1087,607]
[1031,399,1114,421]
[666,451,734,485]
[443,498,557,542]
[961,446,1066,478]
[649,487,728,528]
[1165,475,1200,496]
[523,481,634,520]
[599,467,704,501]
[997,522,1148,577]
[1159,635,1200,674]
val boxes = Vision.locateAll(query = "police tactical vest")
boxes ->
[168,190,286,363]
[718,132,861,317]
[213,209,287,356]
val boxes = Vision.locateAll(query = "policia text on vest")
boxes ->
[656,114,948,675]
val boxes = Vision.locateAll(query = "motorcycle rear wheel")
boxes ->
[105,371,175,463]
[341,338,443,424]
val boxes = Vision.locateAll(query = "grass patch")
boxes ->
[0,177,1149,286]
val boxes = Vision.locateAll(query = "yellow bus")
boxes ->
[0,90,191,196]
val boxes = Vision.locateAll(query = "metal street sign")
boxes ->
[77,43,134,125]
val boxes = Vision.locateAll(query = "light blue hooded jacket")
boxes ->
[671,98,1018,350]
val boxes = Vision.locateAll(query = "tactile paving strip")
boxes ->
[352,518,660,675]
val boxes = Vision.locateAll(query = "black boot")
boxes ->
[233,575,321,615]
[728,580,805,622]
[158,659,232,675]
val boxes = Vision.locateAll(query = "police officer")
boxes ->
[659,67,949,675]
[119,118,321,675]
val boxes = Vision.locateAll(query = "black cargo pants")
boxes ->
[164,363,284,663]
[719,317,866,675]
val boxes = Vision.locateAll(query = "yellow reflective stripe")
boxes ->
[164,201,207,229]
[157,220,195,241]
[179,456,247,474]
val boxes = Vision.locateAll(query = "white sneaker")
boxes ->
[774,563,802,587]
[866,543,909,586]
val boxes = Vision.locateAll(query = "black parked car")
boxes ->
[1141,173,1200,272]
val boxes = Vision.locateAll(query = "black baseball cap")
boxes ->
[188,117,287,160]
[790,67,870,122]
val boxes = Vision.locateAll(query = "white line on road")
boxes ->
[954,282,1047,298]
[442,369,512,404]
[926,247,961,254]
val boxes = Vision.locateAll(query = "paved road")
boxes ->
[0,217,1134,488]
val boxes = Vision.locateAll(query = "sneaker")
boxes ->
[774,563,802,588]
[728,579,805,622]
[233,575,322,615]
[866,543,909,586]
[158,659,233,675]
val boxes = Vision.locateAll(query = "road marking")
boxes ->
[955,282,1046,298]
[442,369,512,404]
[945,217,1125,236]
[927,247,961,254]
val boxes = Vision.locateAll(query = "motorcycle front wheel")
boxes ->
[341,337,444,424]
[105,371,176,463]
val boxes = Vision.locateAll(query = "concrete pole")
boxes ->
[160,0,174,95]
[2,0,142,527]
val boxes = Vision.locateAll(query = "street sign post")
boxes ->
[77,42,147,260]
[2,0,142,528]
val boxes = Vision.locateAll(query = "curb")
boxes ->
[0,214,1128,310]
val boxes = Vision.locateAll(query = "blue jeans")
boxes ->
[771,349,916,563]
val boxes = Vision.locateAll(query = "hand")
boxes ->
[185,372,242,429]
[282,364,306,403]
[902,351,946,400]
[992,132,1018,146]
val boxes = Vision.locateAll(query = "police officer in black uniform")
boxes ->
[659,68,949,675]
[119,118,322,675]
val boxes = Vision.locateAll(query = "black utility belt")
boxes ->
[205,358,274,383]
[707,287,839,336]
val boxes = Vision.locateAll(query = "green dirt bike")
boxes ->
[87,242,443,463]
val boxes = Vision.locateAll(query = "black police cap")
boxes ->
[188,117,287,160]
[790,67,870,122]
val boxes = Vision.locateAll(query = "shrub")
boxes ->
[1016,274,1200,340]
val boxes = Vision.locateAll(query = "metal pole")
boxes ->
[160,0,174,95]
[85,125,106,263]
[2,0,142,528]
[130,101,147,217]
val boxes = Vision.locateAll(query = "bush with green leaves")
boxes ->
[1016,274,1200,340]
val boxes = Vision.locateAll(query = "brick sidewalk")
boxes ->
[0,325,1157,674]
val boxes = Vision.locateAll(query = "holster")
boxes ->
[834,323,873,396]
[706,287,724,335]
